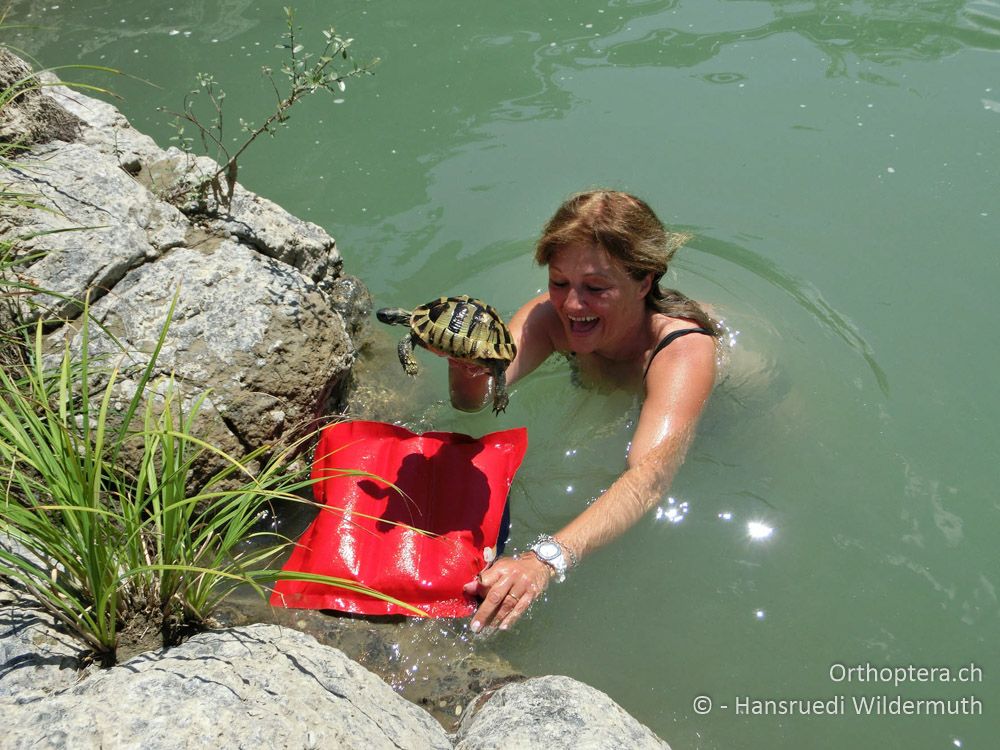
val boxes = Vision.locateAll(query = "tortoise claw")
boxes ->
[492,391,509,415]
[492,370,509,415]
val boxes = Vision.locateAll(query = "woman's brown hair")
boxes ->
[535,190,718,334]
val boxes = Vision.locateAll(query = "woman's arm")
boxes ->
[465,331,716,632]
[552,332,715,556]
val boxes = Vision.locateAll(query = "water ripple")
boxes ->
[699,71,747,84]
[579,1,996,80]
[692,234,890,395]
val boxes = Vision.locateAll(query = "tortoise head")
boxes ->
[375,307,413,326]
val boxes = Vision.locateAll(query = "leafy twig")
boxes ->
[162,7,377,213]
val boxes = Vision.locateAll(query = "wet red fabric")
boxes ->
[270,420,527,617]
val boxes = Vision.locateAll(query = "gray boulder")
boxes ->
[139,147,343,285]
[0,48,82,145]
[0,601,672,750]
[41,74,169,172]
[2,535,670,748]
[0,538,88,701]
[3,139,189,321]
[454,675,670,749]
[0,591,87,702]
[0,623,452,750]
[0,53,368,483]
[48,240,354,478]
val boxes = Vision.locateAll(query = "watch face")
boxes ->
[537,541,560,561]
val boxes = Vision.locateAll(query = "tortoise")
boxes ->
[376,295,517,414]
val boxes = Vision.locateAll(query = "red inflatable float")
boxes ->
[270,420,528,617]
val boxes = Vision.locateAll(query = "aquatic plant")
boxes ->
[0,296,423,665]
[163,6,378,212]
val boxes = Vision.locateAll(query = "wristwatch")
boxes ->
[530,535,569,582]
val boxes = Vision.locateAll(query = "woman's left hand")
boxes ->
[463,554,554,633]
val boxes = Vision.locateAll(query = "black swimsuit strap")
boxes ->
[643,327,714,380]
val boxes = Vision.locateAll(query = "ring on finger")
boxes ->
[506,592,520,601]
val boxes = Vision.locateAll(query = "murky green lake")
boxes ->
[9,0,998,746]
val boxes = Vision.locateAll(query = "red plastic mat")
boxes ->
[269,420,527,617]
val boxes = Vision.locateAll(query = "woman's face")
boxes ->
[547,242,651,356]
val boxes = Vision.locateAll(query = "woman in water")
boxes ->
[455,189,719,633]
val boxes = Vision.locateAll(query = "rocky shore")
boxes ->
[1,575,667,748]
[0,50,670,748]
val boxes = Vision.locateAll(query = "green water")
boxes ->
[10,1,998,747]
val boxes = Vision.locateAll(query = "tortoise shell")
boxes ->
[410,295,516,363]
[375,295,517,414]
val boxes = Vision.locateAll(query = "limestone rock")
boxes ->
[140,148,343,285]
[454,675,670,749]
[2,140,188,321]
[0,538,87,701]
[0,624,452,750]
[43,77,165,172]
[0,48,82,146]
[47,241,354,483]
[328,273,374,341]
[0,593,87,702]
[0,51,368,483]
[214,598,526,729]
[1,539,671,749]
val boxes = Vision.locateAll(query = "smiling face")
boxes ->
[547,242,652,357]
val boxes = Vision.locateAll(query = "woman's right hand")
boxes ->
[448,358,493,412]
[463,554,554,633]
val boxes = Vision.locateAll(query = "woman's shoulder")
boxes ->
[511,292,564,341]
[505,292,565,384]
[512,291,555,320]
[643,312,717,382]
[650,312,716,343]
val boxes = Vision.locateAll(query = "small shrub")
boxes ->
[161,6,377,213]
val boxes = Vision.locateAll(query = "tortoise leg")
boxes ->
[398,334,420,376]
[492,366,509,414]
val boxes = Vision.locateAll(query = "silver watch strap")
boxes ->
[539,534,577,568]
